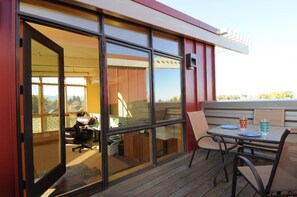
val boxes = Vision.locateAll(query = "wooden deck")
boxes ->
[91,150,269,197]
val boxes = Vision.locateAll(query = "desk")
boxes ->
[86,126,101,152]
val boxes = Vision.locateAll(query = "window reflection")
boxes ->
[108,130,152,181]
[107,43,151,128]
[153,32,180,56]
[156,124,183,162]
[105,18,149,46]
[154,56,182,121]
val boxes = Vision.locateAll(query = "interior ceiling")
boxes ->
[29,22,100,77]
[30,23,99,59]
[29,22,180,78]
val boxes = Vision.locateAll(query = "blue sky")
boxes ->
[158,0,297,97]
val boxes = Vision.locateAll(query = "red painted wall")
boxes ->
[0,0,19,196]
[184,38,216,153]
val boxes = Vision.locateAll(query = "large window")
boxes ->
[32,77,87,133]
[108,129,152,181]
[65,77,87,113]
[156,123,183,162]
[154,55,182,122]
[105,18,149,47]
[20,0,100,32]
[107,43,151,128]
[153,32,180,56]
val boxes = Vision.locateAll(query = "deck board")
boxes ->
[91,150,270,197]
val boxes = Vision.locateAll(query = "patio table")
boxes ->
[207,124,286,145]
[206,124,287,185]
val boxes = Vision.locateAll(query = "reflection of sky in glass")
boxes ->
[153,36,179,56]
[107,43,149,58]
[154,69,181,101]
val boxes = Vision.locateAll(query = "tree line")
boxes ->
[217,91,295,100]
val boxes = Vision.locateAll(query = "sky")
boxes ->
[157,0,297,97]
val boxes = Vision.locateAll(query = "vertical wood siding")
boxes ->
[0,0,19,196]
[184,38,216,152]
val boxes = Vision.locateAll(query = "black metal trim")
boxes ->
[17,1,188,195]
[22,22,66,197]
[18,11,102,37]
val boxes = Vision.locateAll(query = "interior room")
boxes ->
[29,22,182,195]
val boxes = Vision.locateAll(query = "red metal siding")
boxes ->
[0,0,19,196]
[196,43,207,104]
[184,38,216,153]
[206,45,216,100]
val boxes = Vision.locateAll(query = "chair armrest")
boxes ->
[197,135,233,151]
[234,155,266,195]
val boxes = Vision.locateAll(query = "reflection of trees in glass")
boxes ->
[157,96,180,102]
[32,95,39,114]
[171,96,180,102]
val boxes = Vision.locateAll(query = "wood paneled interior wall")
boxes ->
[184,38,216,153]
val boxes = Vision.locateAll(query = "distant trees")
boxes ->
[32,95,59,114]
[258,91,294,99]
[217,95,246,100]
[32,95,39,114]
[68,95,83,111]
[217,91,295,100]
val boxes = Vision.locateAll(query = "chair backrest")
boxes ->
[253,109,285,126]
[73,124,81,135]
[267,128,297,193]
[187,111,209,141]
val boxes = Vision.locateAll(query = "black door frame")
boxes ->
[22,21,65,196]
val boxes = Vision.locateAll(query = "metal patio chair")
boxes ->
[243,109,285,155]
[232,128,297,197]
[187,111,238,186]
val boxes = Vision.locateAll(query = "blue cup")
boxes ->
[260,120,269,135]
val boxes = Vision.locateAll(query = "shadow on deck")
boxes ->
[92,150,268,197]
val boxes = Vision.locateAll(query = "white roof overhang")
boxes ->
[73,0,249,54]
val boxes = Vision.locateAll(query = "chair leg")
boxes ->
[222,152,229,182]
[231,157,239,197]
[205,149,211,160]
[213,150,229,186]
[72,143,93,153]
[189,144,198,168]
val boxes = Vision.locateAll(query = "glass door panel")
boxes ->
[32,39,60,182]
[22,22,65,196]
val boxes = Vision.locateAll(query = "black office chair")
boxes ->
[66,124,94,153]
